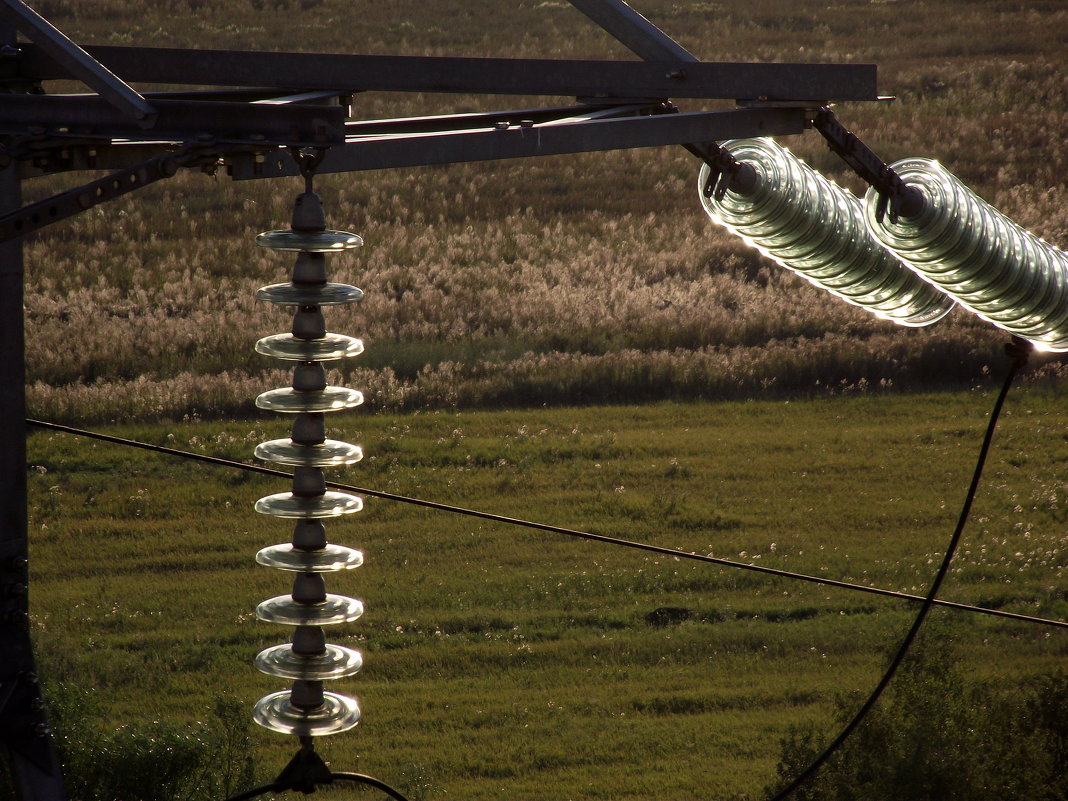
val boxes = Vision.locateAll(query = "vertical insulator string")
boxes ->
[249,180,368,739]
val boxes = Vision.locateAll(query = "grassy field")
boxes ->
[26,387,1068,798]
[14,1,1068,798]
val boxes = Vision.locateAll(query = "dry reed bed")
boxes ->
[21,0,1068,422]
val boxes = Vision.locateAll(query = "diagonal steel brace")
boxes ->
[0,0,157,126]
[0,144,221,243]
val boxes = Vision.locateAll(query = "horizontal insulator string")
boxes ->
[25,417,1068,631]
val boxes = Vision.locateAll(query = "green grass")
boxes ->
[27,387,1068,798]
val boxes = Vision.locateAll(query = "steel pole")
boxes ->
[0,14,67,798]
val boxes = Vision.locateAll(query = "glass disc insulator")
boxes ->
[255,439,364,468]
[255,387,364,413]
[256,543,364,572]
[253,690,360,736]
[255,333,365,362]
[256,594,365,625]
[255,491,363,519]
[255,643,363,680]
[256,229,363,253]
[257,283,364,307]
[699,138,954,328]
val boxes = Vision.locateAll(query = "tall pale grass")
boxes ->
[20,0,1068,422]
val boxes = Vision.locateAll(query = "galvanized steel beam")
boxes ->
[0,94,345,146]
[0,97,67,801]
[16,44,878,102]
[227,106,808,180]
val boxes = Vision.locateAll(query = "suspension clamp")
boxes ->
[690,142,757,200]
[272,743,334,795]
[288,146,328,194]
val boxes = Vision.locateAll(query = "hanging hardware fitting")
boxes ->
[812,106,925,223]
[688,141,758,201]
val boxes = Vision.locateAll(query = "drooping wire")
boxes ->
[225,773,407,801]
[24,413,1068,631]
[224,773,409,801]
[766,337,1033,801]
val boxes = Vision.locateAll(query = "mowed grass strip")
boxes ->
[27,390,1068,798]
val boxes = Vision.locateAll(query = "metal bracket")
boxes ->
[687,141,758,200]
[0,143,222,242]
[812,106,924,222]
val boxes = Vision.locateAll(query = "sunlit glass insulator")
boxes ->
[699,138,954,327]
[250,190,367,738]
[864,158,1068,351]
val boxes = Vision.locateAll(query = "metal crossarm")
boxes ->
[227,106,809,180]
[0,94,346,146]
[15,45,877,102]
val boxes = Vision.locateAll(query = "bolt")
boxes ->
[494,121,510,130]
[666,69,686,81]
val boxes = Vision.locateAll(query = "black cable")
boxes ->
[330,772,411,800]
[220,739,411,801]
[25,416,1068,631]
[766,338,1032,801]
[223,773,409,801]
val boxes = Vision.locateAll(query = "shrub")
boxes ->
[770,636,1068,801]
[1,687,256,801]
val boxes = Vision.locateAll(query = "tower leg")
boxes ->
[0,156,67,800]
